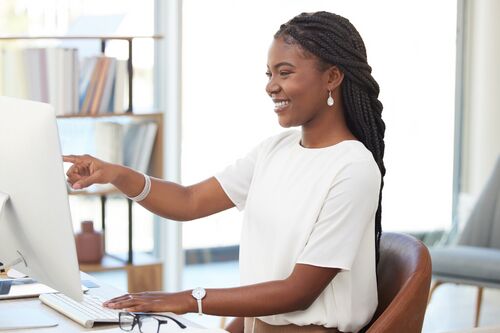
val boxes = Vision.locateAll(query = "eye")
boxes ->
[265,71,272,78]
[279,71,291,77]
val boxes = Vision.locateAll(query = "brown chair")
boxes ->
[364,232,432,333]
[225,232,432,333]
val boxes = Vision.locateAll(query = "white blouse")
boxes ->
[215,130,380,333]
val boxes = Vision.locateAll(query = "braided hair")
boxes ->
[275,11,386,263]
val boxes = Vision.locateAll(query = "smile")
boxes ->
[274,100,289,111]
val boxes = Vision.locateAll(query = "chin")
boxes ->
[277,116,301,128]
[278,119,294,128]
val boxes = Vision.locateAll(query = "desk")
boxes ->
[0,272,198,332]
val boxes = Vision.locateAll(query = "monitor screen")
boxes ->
[0,96,83,302]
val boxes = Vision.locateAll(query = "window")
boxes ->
[181,0,457,255]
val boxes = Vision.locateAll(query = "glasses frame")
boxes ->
[119,312,187,332]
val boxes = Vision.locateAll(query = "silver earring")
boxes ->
[327,90,334,106]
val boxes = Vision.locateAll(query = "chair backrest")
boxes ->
[365,232,432,333]
[459,156,500,248]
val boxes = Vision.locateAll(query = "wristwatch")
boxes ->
[191,287,206,315]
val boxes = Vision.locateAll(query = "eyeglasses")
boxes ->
[119,312,186,332]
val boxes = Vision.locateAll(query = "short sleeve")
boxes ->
[214,143,263,211]
[297,160,381,270]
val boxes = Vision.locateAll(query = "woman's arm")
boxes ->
[103,263,339,317]
[114,169,234,221]
[63,155,234,221]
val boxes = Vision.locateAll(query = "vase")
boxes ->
[75,220,104,264]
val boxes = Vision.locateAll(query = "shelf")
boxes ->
[61,112,163,181]
[0,35,162,41]
[56,111,161,119]
[2,34,165,281]
[0,34,163,114]
[79,252,161,272]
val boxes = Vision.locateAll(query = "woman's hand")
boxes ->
[63,154,119,190]
[103,291,195,314]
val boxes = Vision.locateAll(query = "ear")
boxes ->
[326,66,344,91]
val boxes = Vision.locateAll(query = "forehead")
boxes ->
[267,37,318,68]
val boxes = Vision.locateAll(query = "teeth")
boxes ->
[274,100,289,109]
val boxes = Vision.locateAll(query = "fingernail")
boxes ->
[73,184,81,190]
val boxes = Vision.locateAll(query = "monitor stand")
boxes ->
[0,308,58,330]
[0,192,59,330]
[0,191,8,216]
[0,191,26,274]
[0,192,9,274]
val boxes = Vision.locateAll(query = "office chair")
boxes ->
[363,232,432,333]
[224,232,432,333]
[429,156,500,327]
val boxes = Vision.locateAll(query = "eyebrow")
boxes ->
[268,62,296,70]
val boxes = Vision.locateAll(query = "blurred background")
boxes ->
[1,0,499,331]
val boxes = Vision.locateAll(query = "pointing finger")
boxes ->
[63,155,80,163]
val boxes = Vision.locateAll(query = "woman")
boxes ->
[64,11,385,333]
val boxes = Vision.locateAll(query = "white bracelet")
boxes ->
[128,173,151,202]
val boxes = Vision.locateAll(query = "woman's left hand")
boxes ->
[103,291,194,313]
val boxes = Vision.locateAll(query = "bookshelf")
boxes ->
[0,34,162,114]
[0,35,164,292]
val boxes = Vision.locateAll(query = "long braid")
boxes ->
[275,12,386,263]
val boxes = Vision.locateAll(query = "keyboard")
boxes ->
[39,292,120,328]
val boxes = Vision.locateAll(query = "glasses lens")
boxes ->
[119,312,135,331]
[138,316,159,333]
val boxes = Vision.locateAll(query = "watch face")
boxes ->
[192,287,206,299]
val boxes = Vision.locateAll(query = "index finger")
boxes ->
[63,155,80,163]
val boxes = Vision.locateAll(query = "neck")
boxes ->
[300,105,356,148]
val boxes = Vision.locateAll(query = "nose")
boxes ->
[265,77,280,96]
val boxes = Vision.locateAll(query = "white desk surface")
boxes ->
[0,272,200,332]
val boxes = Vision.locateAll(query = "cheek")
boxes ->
[290,86,323,110]
[287,83,313,103]
[286,76,324,103]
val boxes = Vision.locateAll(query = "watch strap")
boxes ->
[197,299,203,315]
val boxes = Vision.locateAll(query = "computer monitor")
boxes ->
[0,96,83,302]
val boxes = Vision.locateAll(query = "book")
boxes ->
[24,49,41,102]
[46,48,60,113]
[81,56,104,114]
[90,119,158,174]
[89,56,110,115]
[136,122,158,173]
[95,121,124,165]
[78,57,98,112]
[121,120,158,173]
[38,48,49,103]
[0,47,125,115]
[71,48,79,114]
[112,60,128,113]
[98,57,117,113]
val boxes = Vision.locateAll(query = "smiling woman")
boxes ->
[63,10,384,333]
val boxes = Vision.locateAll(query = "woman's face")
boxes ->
[266,37,330,128]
